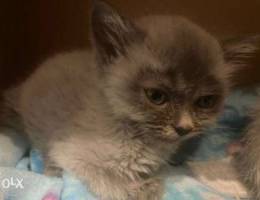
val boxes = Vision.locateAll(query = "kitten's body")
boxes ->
[7,50,171,199]
[3,1,257,200]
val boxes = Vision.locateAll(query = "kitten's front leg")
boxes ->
[44,155,164,200]
[44,158,129,200]
[130,178,164,200]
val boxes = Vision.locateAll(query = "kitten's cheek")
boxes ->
[162,126,179,139]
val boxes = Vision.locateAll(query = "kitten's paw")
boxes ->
[44,165,63,177]
[134,179,164,200]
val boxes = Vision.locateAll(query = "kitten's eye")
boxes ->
[144,88,168,105]
[195,95,218,109]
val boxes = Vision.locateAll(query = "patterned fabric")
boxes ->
[0,89,259,200]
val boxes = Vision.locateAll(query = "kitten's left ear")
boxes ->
[222,35,260,66]
[90,0,145,66]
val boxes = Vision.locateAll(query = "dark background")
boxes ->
[1,0,260,91]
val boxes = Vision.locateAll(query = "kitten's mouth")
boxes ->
[180,131,202,140]
[160,129,202,142]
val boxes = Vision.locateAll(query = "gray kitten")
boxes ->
[3,1,258,199]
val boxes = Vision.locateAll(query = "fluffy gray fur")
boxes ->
[235,100,260,199]
[3,1,258,199]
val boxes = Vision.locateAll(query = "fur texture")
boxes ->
[235,100,260,199]
[3,1,258,199]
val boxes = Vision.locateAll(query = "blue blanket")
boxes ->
[0,89,259,200]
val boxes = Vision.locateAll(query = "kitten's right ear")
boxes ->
[90,0,145,66]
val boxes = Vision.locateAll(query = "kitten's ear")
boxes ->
[90,0,145,65]
[222,35,260,66]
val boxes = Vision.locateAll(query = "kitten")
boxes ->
[234,100,260,199]
[3,1,258,199]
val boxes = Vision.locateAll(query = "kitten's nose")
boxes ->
[174,126,193,136]
[174,111,194,136]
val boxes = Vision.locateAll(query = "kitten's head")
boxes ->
[90,1,258,142]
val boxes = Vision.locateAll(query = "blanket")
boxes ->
[0,89,259,200]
